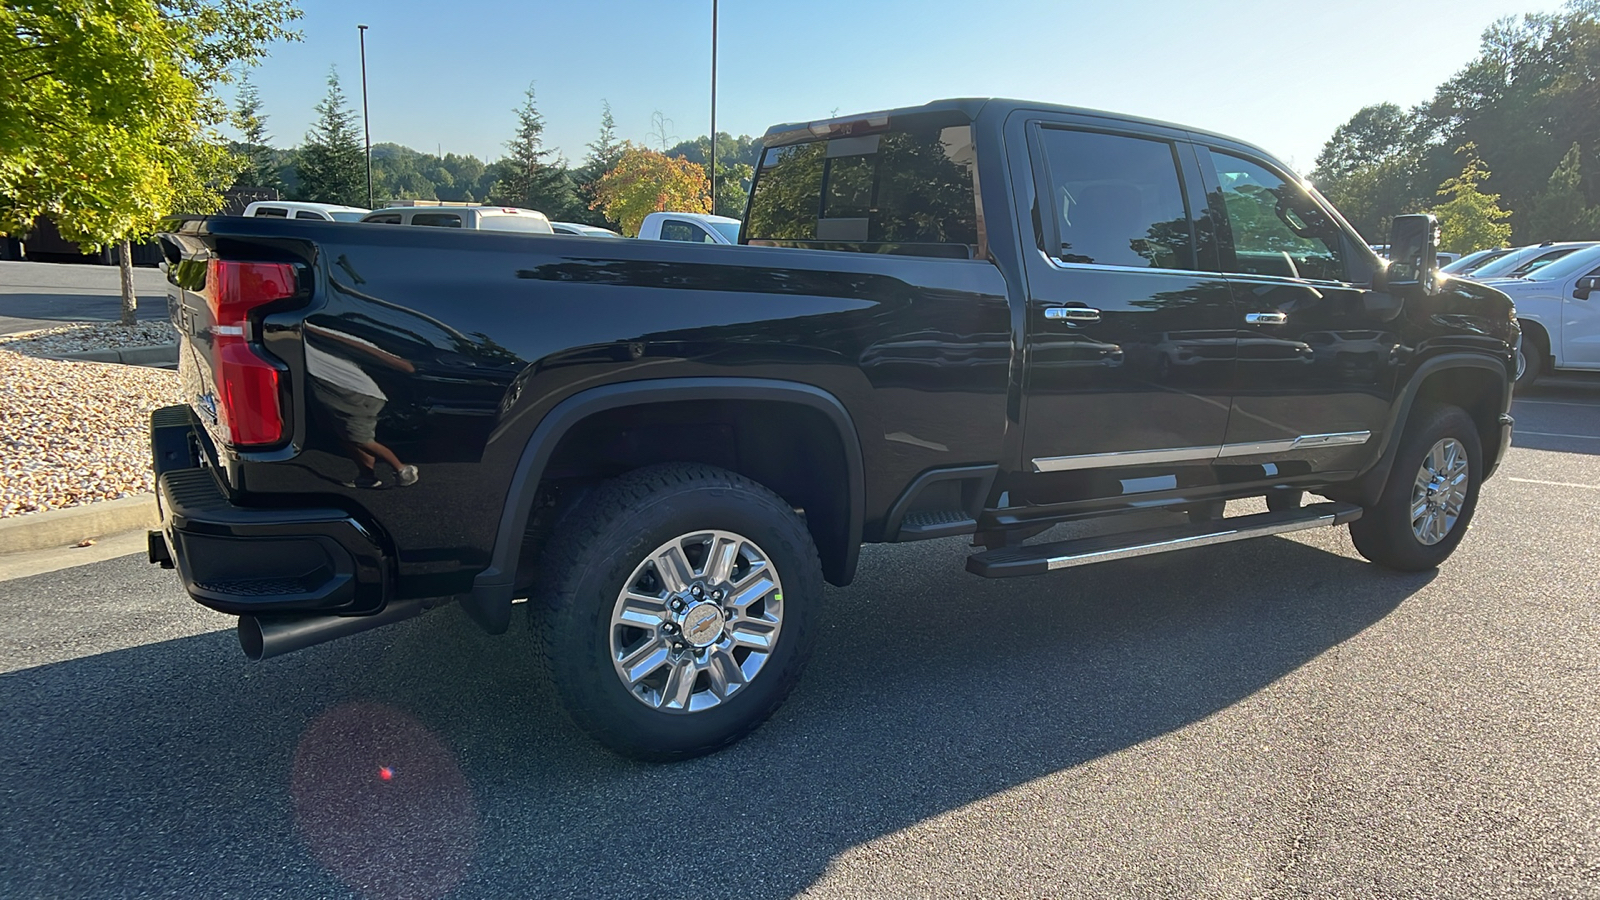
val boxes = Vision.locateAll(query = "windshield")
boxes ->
[710,221,740,243]
[329,211,367,222]
[1524,245,1600,282]
[1471,247,1555,279]
[1441,248,1508,274]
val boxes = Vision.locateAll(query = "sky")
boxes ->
[236,0,1568,174]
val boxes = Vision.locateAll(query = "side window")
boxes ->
[253,207,287,218]
[1035,128,1194,270]
[412,213,462,228]
[1208,150,1344,282]
[659,220,700,242]
[364,213,402,224]
[294,210,325,220]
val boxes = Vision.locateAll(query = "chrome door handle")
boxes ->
[1044,307,1101,323]
[1245,311,1287,325]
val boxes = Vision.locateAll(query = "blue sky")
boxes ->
[237,0,1563,174]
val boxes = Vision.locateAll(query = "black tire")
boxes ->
[1349,404,1482,571]
[532,463,822,761]
[1515,324,1547,392]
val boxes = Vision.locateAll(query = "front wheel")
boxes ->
[532,463,822,760]
[1349,404,1482,571]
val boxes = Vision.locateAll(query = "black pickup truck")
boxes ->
[149,98,1516,759]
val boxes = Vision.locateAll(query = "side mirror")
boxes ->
[1575,275,1600,301]
[1386,214,1440,291]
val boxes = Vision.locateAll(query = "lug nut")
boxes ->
[670,599,685,612]
[691,584,704,598]
[663,622,678,634]
[711,589,724,601]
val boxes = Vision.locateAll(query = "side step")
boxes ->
[966,501,1363,578]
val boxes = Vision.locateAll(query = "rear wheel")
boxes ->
[1349,404,1481,571]
[532,463,822,760]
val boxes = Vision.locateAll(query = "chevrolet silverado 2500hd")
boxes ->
[149,99,1516,759]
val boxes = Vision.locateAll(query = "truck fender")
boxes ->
[463,377,866,634]
[1334,352,1511,509]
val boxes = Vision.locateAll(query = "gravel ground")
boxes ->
[0,320,176,357]
[0,349,179,518]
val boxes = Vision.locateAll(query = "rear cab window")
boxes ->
[294,210,327,220]
[412,213,462,228]
[253,207,288,218]
[364,213,403,224]
[660,220,717,243]
[745,122,980,259]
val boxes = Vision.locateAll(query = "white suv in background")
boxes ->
[359,205,554,233]
[242,201,370,221]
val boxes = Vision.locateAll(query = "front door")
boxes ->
[1562,261,1600,368]
[1015,121,1237,506]
[1196,146,1395,477]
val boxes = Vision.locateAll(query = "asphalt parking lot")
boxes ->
[0,261,168,336]
[2,382,1598,899]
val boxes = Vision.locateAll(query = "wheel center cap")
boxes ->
[680,602,725,648]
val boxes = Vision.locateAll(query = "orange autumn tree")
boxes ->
[591,142,711,237]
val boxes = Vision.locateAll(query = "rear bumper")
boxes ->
[148,405,390,616]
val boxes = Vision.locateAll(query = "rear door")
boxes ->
[1013,115,1238,505]
[1195,145,1393,474]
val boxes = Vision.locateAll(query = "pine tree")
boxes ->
[234,76,283,195]
[575,100,623,227]
[1522,144,1600,241]
[296,68,366,207]
[490,82,573,217]
[1432,149,1514,254]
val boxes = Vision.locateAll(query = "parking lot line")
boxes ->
[1507,477,1600,490]
[1513,399,1600,409]
[1515,430,1600,440]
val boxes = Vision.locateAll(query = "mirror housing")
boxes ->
[1575,275,1600,301]
[1386,214,1440,292]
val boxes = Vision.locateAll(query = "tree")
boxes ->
[648,110,677,151]
[234,75,283,193]
[573,100,624,227]
[1521,143,1600,241]
[295,69,365,206]
[1,0,301,323]
[1311,103,1411,183]
[1432,151,1514,254]
[489,82,573,218]
[591,143,711,236]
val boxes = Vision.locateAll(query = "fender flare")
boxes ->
[1339,352,1510,508]
[463,377,866,633]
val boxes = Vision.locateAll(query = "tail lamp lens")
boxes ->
[204,260,296,446]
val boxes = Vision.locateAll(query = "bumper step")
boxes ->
[966,501,1363,578]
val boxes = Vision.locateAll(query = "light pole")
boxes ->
[357,24,372,209]
[709,0,717,215]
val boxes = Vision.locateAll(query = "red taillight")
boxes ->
[204,259,296,446]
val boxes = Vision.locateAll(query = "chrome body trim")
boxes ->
[1031,431,1372,472]
[1031,444,1218,473]
[1044,510,1343,570]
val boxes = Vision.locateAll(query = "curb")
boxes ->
[0,494,158,555]
[40,343,179,367]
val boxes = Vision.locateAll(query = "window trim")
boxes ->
[1027,122,1201,276]
[1196,145,1356,287]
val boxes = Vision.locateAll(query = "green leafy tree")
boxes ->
[1,0,300,323]
[1522,143,1600,240]
[295,68,366,206]
[233,75,283,193]
[1432,151,1514,254]
[490,82,574,217]
[591,143,710,236]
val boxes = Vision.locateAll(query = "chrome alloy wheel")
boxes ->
[609,530,784,713]
[1411,437,1469,545]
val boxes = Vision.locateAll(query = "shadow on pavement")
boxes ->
[0,536,1431,899]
